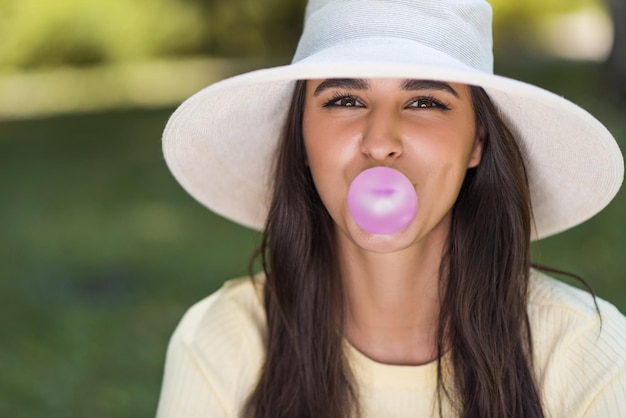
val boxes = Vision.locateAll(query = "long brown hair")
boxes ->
[245,80,544,417]
[436,86,543,417]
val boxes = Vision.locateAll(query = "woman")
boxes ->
[156,0,626,417]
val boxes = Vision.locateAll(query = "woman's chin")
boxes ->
[339,217,421,254]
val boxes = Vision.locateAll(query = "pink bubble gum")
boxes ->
[348,167,418,235]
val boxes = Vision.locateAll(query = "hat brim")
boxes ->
[163,39,623,240]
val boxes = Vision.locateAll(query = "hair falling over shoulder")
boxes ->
[244,81,545,418]
[244,80,360,418]
[436,87,544,417]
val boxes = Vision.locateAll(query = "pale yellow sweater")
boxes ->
[156,271,626,417]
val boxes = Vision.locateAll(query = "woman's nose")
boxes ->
[360,109,403,162]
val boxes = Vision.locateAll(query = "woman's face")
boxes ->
[302,78,483,253]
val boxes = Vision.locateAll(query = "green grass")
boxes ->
[0,61,625,417]
[0,109,261,417]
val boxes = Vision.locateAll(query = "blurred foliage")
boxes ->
[186,0,306,57]
[0,0,207,70]
[489,0,604,49]
[490,0,599,21]
[0,0,611,73]
[0,0,306,73]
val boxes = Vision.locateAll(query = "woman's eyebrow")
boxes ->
[312,78,459,98]
[313,78,370,96]
[401,79,459,98]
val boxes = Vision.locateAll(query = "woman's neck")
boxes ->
[338,228,447,366]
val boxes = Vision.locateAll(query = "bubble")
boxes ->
[347,167,418,235]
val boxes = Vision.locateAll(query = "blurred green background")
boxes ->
[1,0,624,416]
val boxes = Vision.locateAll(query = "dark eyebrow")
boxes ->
[312,78,460,98]
[313,78,370,96]
[401,79,459,98]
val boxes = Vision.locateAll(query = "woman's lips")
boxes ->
[371,188,395,197]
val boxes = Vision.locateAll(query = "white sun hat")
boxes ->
[162,0,623,240]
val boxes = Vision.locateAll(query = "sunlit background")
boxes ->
[1,0,624,416]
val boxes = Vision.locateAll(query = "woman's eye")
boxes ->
[324,96,363,108]
[408,97,450,110]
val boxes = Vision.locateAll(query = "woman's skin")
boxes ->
[302,78,484,366]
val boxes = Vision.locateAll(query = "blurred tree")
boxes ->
[0,0,612,73]
[182,0,306,58]
[0,0,306,72]
[606,0,626,98]
[0,0,207,71]
[489,0,598,51]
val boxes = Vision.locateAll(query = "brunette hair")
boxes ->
[244,80,544,418]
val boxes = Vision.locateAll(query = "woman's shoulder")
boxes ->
[173,273,266,350]
[527,269,626,354]
[527,270,626,416]
[157,275,267,417]
[528,269,626,332]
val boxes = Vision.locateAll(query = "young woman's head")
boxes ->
[245,79,540,417]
